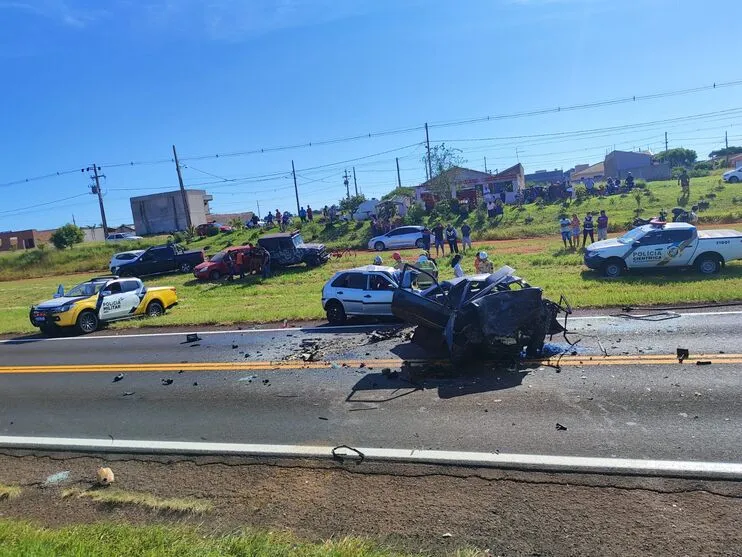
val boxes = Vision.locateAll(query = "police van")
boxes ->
[583,222,742,277]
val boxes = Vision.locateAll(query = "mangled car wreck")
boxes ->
[391,265,569,361]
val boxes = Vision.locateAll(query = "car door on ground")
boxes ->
[363,272,397,315]
[331,272,367,314]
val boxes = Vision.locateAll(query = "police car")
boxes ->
[584,222,742,277]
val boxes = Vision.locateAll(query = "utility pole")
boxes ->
[256,200,261,219]
[352,167,358,196]
[665,132,668,152]
[396,157,402,188]
[291,160,300,215]
[343,169,350,199]
[484,156,488,173]
[172,145,192,230]
[72,214,76,226]
[725,131,729,149]
[424,122,433,181]
[89,164,108,237]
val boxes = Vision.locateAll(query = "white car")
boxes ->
[368,226,424,251]
[109,250,145,273]
[722,168,742,183]
[322,265,399,324]
[106,233,144,241]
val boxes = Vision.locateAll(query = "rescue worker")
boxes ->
[391,252,404,271]
[415,254,437,289]
[235,249,245,279]
[477,251,493,274]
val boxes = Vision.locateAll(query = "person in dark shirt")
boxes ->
[432,223,445,257]
[460,222,472,253]
[445,224,459,254]
[582,212,595,247]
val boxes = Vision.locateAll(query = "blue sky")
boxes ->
[1,0,740,230]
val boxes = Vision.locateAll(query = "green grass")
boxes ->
[0,484,21,500]
[61,488,212,513]
[1,237,741,335]
[0,520,483,557]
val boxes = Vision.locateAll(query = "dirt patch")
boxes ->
[0,452,740,556]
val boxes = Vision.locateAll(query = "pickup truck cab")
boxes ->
[257,231,328,267]
[112,243,204,277]
[584,222,742,277]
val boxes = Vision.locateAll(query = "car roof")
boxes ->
[260,231,299,239]
[640,222,695,231]
[340,265,396,273]
[392,225,423,231]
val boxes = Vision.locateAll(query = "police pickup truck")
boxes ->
[584,222,742,277]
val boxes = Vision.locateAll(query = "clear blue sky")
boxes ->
[1,0,740,230]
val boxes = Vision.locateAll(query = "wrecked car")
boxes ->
[391,265,568,361]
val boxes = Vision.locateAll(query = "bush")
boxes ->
[403,204,425,225]
[694,161,713,171]
[573,184,587,203]
[50,223,84,249]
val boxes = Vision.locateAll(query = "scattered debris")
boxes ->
[244,353,251,358]
[231,344,238,349]
[318,416,328,420]
[112,373,124,383]
[193,382,198,386]
[190,343,201,347]
[359,363,366,368]
[239,375,257,382]
[677,348,689,363]
[696,360,712,366]
[161,378,174,386]
[43,471,70,486]
[96,467,115,486]
[555,423,568,431]
[122,391,135,397]
[185,333,200,343]
[679,412,688,418]
[442,533,453,538]
[381,367,392,376]
[366,328,404,344]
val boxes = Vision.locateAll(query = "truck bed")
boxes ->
[698,229,742,239]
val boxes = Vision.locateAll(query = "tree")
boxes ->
[422,143,467,199]
[338,194,366,218]
[381,186,414,201]
[709,146,742,159]
[50,223,84,249]
[654,148,697,168]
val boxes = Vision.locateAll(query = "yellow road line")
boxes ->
[0,354,740,374]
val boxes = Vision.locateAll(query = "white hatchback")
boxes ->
[368,226,424,251]
[109,250,145,273]
[322,265,399,324]
[722,168,742,183]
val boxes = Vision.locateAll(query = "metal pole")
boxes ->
[172,145,192,230]
[425,122,433,179]
[353,167,358,196]
[291,160,300,215]
[396,157,402,188]
[91,164,108,237]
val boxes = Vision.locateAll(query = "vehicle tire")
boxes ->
[180,262,193,273]
[415,238,425,249]
[729,176,739,184]
[76,310,99,335]
[601,259,625,278]
[374,241,385,251]
[209,270,221,281]
[146,300,165,318]
[696,254,721,275]
[325,300,346,325]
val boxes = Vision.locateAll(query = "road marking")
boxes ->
[0,354,740,374]
[1,435,740,480]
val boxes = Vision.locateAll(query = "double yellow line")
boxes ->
[0,354,740,374]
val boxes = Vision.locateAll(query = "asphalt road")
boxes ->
[0,310,741,462]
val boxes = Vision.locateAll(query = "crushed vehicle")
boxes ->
[257,231,329,268]
[391,265,569,361]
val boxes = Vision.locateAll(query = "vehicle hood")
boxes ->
[34,295,91,309]
[299,243,325,251]
[194,261,216,272]
[585,238,624,252]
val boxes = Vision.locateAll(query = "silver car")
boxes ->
[368,226,424,251]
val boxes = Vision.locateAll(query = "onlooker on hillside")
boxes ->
[451,254,465,278]
[445,224,459,254]
[275,209,282,231]
[689,205,699,224]
[559,215,572,249]
[597,210,609,241]
[460,222,472,253]
[422,226,432,252]
[299,207,307,222]
[282,211,291,231]
[625,172,635,189]
[432,223,445,257]
[585,177,595,195]
[487,199,496,218]
[678,169,691,194]
[494,199,504,219]
[265,212,274,227]
[236,249,245,280]
[307,205,313,221]
[570,214,580,249]
[262,249,271,278]
[582,212,595,247]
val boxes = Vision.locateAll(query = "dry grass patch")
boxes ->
[61,487,212,513]
[0,484,21,500]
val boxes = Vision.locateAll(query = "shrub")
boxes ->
[50,224,84,249]
[403,204,425,225]
[573,184,588,203]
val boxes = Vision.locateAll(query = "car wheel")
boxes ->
[601,259,624,278]
[696,254,721,275]
[180,262,193,273]
[325,300,346,324]
[146,300,165,317]
[76,310,99,335]
[374,241,385,251]
[415,238,425,249]
[729,176,740,183]
[209,270,221,281]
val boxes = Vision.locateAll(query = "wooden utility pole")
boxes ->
[425,122,433,180]
[343,169,350,199]
[353,167,358,196]
[484,156,488,173]
[291,160,300,215]
[665,132,668,152]
[172,145,192,229]
[396,157,402,188]
[90,164,108,237]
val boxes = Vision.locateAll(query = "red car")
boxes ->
[196,222,234,237]
[193,245,265,280]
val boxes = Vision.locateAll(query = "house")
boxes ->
[81,224,136,242]
[414,164,525,209]
[729,153,742,169]
[0,229,44,251]
[130,189,212,235]
[603,150,671,181]
[570,162,604,184]
[525,169,565,185]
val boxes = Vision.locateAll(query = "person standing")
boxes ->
[559,215,572,248]
[432,222,445,257]
[570,214,580,250]
[261,249,271,279]
[275,209,282,231]
[460,222,472,253]
[597,210,609,241]
[582,212,595,247]
[282,211,291,231]
[306,205,313,221]
[445,224,459,254]
[415,254,437,288]
[451,254,465,278]
[487,199,496,218]
[299,207,307,222]
[678,169,690,195]
[235,249,245,279]
[391,252,404,271]
[422,226,432,253]
[477,251,493,274]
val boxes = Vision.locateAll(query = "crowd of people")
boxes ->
[223,246,272,280]
[558,210,609,249]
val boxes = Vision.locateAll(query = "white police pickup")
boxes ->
[583,222,742,277]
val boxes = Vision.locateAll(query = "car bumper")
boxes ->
[583,253,606,270]
[29,309,76,328]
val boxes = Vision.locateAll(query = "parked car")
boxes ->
[29,276,177,335]
[112,243,204,276]
[321,265,399,323]
[722,168,742,183]
[368,226,424,251]
[583,222,742,277]
[106,232,143,241]
[109,250,145,273]
[193,245,266,280]
[257,231,328,267]
[196,222,233,236]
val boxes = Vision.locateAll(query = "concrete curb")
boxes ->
[1,435,741,480]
